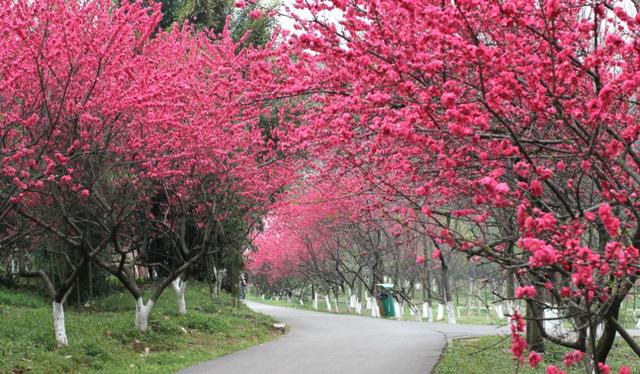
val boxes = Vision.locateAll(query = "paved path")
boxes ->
[179,302,507,374]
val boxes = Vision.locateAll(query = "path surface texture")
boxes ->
[179,301,507,374]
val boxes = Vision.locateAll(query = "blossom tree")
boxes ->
[0,0,295,339]
[0,0,177,345]
[279,0,640,370]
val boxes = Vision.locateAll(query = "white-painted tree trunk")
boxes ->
[172,277,187,315]
[324,295,332,312]
[636,316,640,329]
[299,299,304,305]
[506,301,514,316]
[355,299,362,315]
[333,297,339,313]
[423,303,434,322]
[394,301,402,320]
[494,304,505,319]
[370,297,380,318]
[410,304,422,322]
[349,295,357,309]
[135,297,155,332]
[52,302,68,346]
[312,292,318,310]
[445,301,457,324]
[365,291,371,309]
[436,303,444,320]
[544,308,564,337]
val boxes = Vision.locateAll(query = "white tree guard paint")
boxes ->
[636,315,640,329]
[312,293,318,310]
[324,295,332,312]
[494,304,505,319]
[370,297,380,317]
[53,301,68,346]
[135,297,155,332]
[436,303,444,320]
[333,297,339,313]
[445,301,457,324]
[410,304,422,322]
[422,303,434,322]
[355,300,362,315]
[261,294,265,300]
[365,291,371,309]
[349,295,357,309]
[543,308,565,337]
[506,301,514,316]
[299,299,304,305]
[172,277,187,315]
[393,300,402,320]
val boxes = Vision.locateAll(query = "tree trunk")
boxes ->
[595,297,624,364]
[438,250,456,324]
[52,301,68,346]
[172,277,187,315]
[135,297,155,332]
[526,300,545,353]
[370,296,380,317]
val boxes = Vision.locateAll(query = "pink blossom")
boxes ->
[515,285,537,299]
[562,350,584,367]
[530,179,543,197]
[546,366,566,374]
[598,203,620,236]
[528,351,542,368]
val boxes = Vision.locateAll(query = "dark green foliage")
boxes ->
[158,0,276,48]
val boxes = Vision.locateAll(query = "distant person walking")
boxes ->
[240,272,249,300]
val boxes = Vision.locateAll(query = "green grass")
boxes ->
[435,336,639,373]
[0,283,280,374]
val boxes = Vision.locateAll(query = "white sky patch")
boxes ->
[276,0,344,34]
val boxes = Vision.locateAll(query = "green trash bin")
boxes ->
[377,283,395,318]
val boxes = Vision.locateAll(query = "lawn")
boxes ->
[434,335,639,373]
[0,283,281,373]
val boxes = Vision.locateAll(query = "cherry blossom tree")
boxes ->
[0,0,295,339]
[274,0,640,370]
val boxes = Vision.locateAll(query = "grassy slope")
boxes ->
[435,336,639,374]
[0,284,280,374]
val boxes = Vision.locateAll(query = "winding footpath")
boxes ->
[179,301,508,374]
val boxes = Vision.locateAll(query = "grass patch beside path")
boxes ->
[0,283,280,374]
[434,336,638,373]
